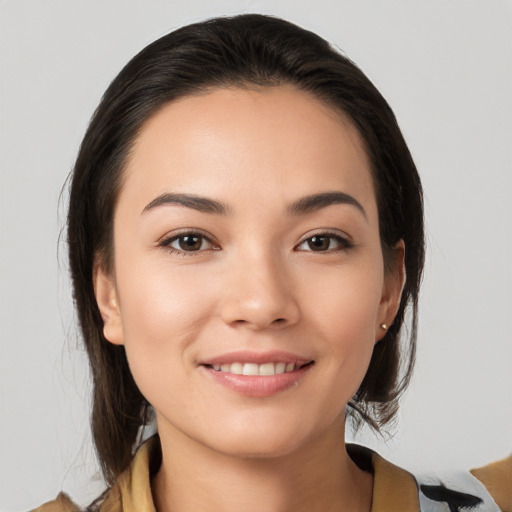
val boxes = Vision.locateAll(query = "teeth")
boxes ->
[259,362,275,376]
[242,363,259,375]
[210,362,300,376]
[230,362,244,375]
[275,362,286,374]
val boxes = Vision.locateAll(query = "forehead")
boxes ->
[121,85,377,217]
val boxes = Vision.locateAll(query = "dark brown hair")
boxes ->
[67,13,424,485]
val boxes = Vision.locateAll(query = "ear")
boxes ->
[93,262,125,346]
[376,240,406,342]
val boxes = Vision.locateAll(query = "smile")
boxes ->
[208,362,309,376]
[201,356,315,397]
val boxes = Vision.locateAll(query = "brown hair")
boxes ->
[67,13,424,485]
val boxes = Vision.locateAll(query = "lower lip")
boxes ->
[201,364,313,397]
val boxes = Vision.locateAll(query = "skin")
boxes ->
[95,85,405,512]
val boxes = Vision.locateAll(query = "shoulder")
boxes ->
[402,457,510,512]
[30,487,123,512]
[415,454,511,512]
[349,444,511,512]
[417,474,499,512]
[30,493,80,512]
[470,454,512,512]
[31,437,156,512]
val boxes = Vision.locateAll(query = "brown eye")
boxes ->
[297,233,353,252]
[178,235,203,251]
[307,236,331,251]
[164,232,217,254]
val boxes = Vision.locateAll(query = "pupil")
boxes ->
[179,235,201,251]
[309,236,330,251]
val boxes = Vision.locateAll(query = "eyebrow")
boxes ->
[288,191,367,219]
[142,193,231,215]
[142,190,366,219]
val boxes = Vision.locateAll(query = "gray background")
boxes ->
[1,0,511,510]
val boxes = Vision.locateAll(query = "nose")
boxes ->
[219,250,301,330]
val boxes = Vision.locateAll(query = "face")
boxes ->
[95,86,404,458]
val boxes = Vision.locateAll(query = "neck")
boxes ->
[152,417,373,512]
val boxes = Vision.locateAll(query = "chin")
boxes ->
[211,433,305,460]
[199,416,325,460]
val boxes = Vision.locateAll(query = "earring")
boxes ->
[380,323,388,330]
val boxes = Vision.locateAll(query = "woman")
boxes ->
[35,14,506,512]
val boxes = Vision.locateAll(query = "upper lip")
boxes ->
[200,350,313,367]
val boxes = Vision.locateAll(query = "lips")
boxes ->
[200,351,314,397]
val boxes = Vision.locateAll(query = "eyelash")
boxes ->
[295,231,354,253]
[158,230,219,256]
[158,230,354,256]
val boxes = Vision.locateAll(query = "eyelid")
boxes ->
[295,229,354,251]
[157,228,220,254]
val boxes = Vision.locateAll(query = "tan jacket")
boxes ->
[33,437,511,512]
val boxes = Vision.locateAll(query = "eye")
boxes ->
[160,231,219,255]
[296,232,353,252]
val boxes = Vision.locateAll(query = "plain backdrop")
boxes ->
[1,0,511,510]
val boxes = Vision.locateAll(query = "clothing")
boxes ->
[470,456,512,512]
[32,437,510,512]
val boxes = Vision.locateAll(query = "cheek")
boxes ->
[113,256,219,383]
[304,263,383,385]
[114,270,225,431]
[117,255,216,332]
[306,261,383,337]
